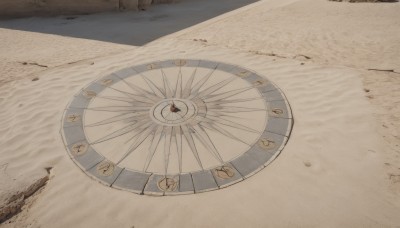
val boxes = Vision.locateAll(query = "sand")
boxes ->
[0,0,399,227]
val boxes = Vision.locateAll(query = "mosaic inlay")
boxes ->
[61,59,293,196]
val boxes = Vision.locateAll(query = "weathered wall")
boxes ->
[0,0,178,19]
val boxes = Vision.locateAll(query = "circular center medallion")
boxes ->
[150,98,199,126]
[61,59,293,196]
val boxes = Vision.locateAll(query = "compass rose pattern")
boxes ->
[61,59,293,196]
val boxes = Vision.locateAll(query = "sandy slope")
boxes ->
[178,0,400,71]
[1,0,400,227]
[0,0,258,85]
[176,0,400,195]
[0,28,133,85]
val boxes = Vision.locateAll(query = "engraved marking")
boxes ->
[101,79,113,86]
[174,59,186,66]
[71,143,88,156]
[258,138,276,150]
[271,108,283,116]
[83,90,97,98]
[147,63,158,70]
[67,114,80,122]
[157,177,178,191]
[96,161,115,176]
[253,80,268,87]
[236,71,250,78]
[214,166,235,179]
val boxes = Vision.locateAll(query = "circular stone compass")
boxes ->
[61,59,293,196]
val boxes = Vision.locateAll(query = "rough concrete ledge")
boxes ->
[0,0,180,19]
[328,0,398,2]
[0,168,51,224]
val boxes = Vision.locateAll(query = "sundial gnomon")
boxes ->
[61,59,293,196]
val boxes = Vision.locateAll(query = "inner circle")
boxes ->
[161,100,189,120]
[151,98,198,126]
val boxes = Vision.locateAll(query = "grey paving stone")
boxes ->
[160,59,178,68]
[243,73,263,83]
[179,173,194,194]
[231,152,263,178]
[192,170,218,193]
[131,63,149,73]
[257,131,288,155]
[69,93,91,108]
[211,163,243,188]
[143,174,180,196]
[257,82,278,93]
[251,131,289,166]
[246,146,274,166]
[63,108,84,127]
[216,63,237,73]
[112,169,151,194]
[199,60,219,69]
[113,67,137,79]
[262,90,285,102]
[95,73,120,87]
[229,67,251,78]
[72,146,104,171]
[240,72,277,93]
[267,100,290,119]
[266,117,292,137]
[87,160,123,186]
[85,82,106,94]
[143,174,163,196]
[184,59,201,68]
[63,125,86,146]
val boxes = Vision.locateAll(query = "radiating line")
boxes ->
[142,76,165,98]
[130,66,166,98]
[200,122,251,146]
[161,69,173,98]
[91,118,151,145]
[175,69,183,98]
[85,105,151,112]
[173,126,183,173]
[208,106,267,113]
[103,85,154,104]
[197,76,236,98]
[95,95,136,103]
[189,64,219,99]
[117,123,157,165]
[85,112,145,127]
[143,125,164,172]
[205,111,247,120]
[204,115,260,134]
[123,121,155,144]
[206,97,264,105]
[182,63,199,98]
[203,86,254,102]
[191,125,224,164]
[164,126,173,174]
[114,74,161,102]
[181,125,203,170]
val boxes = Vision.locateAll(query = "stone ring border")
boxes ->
[60,59,294,196]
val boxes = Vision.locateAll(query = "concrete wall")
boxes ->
[0,0,177,18]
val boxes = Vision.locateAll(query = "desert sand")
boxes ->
[0,0,400,227]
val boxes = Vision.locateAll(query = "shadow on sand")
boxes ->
[0,0,257,46]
